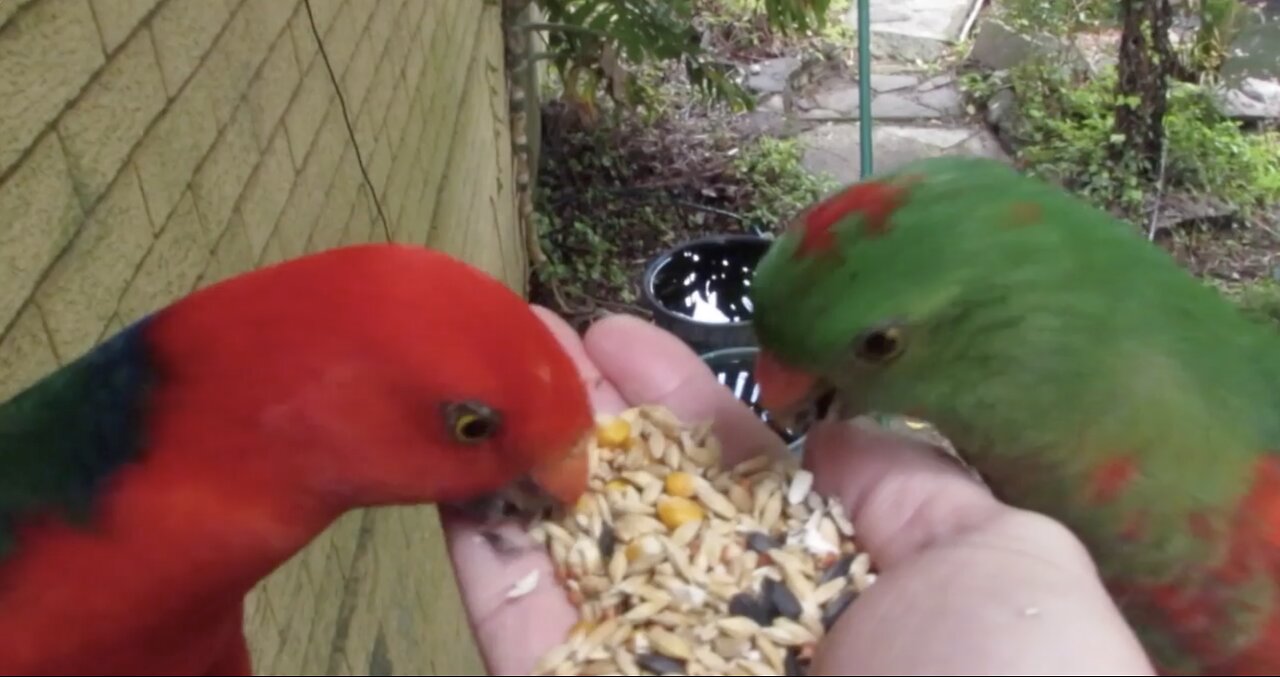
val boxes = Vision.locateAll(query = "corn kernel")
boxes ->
[625,535,661,562]
[657,496,705,530]
[569,619,595,638]
[606,479,630,493]
[596,418,632,449]
[664,471,697,498]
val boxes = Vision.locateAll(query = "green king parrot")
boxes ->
[748,154,1280,676]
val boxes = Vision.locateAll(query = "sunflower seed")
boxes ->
[763,576,802,620]
[599,524,618,559]
[785,648,807,676]
[746,531,782,553]
[729,592,774,626]
[819,554,854,585]
[822,589,857,630]
[635,652,684,675]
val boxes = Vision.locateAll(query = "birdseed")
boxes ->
[508,569,542,600]
[525,405,878,676]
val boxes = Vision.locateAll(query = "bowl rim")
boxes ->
[698,345,760,362]
[641,233,773,328]
[697,345,808,454]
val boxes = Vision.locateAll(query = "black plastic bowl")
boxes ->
[641,234,772,355]
[699,345,810,454]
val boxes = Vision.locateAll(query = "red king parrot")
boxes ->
[747,155,1280,676]
[0,243,594,676]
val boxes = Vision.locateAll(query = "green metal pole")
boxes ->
[856,0,873,178]
[856,0,881,427]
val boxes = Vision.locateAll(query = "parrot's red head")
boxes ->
[143,244,593,532]
[751,175,918,420]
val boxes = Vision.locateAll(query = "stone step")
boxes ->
[798,122,1009,184]
[852,0,986,62]
[793,70,966,121]
[746,61,969,122]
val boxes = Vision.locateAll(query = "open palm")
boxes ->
[441,309,1156,676]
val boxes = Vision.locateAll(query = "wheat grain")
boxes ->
[528,405,878,675]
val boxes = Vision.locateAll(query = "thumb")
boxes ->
[802,418,1005,570]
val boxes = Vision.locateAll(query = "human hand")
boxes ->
[799,419,1156,675]
[440,306,788,674]
[442,309,1157,675]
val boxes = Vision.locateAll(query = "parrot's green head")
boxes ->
[748,155,1163,427]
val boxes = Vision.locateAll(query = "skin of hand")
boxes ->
[441,308,1159,676]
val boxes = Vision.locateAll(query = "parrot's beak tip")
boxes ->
[753,349,838,426]
[444,440,590,528]
[527,439,591,506]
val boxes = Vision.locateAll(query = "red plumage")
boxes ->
[0,244,593,675]
[792,177,914,257]
[1116,456,1280,676]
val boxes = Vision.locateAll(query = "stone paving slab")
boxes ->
[744,57,802,95]
[739,61,1005,182]
[851,0,984,62]
[745,60,968,121]
[799,72,966,120]
[738,0,1013,186]
[798,122,1009,184]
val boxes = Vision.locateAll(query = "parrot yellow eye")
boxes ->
[855,325,905,363]
[443,401,502,443]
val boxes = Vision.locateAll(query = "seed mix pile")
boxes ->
[522,405,877,676]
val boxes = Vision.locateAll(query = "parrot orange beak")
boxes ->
[527,440,590,507]
[754,349,820,413]
[445,438,590,528]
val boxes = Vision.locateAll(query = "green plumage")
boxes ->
[749,155,1280,673]
[0,317,156,559]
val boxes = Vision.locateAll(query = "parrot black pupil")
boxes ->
[861,330,900,360]
[443,401,502,441]
[462,418,490,438]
